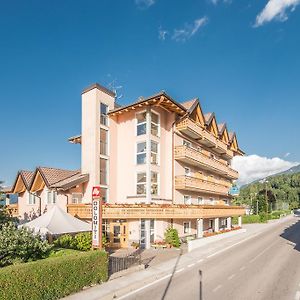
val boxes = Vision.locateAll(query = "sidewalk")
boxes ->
[63,215,294,300]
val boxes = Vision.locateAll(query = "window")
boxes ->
[100,158,108,185]
[151,112,159,136]
[28,193,37,205]
[150,219,155,243]
[184,195,191,205]
[47,191,57,204]
[137,172,146,195]
[137,112,146,136]
[209,197,215,205]
[151,141,158,165]
[151,172,158,195]
[137,142,146,164]
[198,197,204,205]
[100,128,108,155]
[72,193,83,204]
[185,167,191,176]
[183,140,191,147]
[136,172,159,195]
[183,222,191,234]
[209,219,214,228]
[100,103,108,126]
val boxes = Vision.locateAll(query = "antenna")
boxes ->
[108,79,123,100]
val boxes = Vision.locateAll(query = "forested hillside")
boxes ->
[233,173,300,213]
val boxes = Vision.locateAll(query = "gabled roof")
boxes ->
[30,167,80,192]
[229,132,245,155]
[11,170,35,194]
[217,123,226,135]
[204,112,215,125]
[51,173,89,191]
[182,98,198,111]
[108,91,186,116]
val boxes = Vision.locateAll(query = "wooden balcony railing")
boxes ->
[174,145,238,179]
[5,204,19,217]
[176,118,234,159]
[67,203,245,220]
[175,175,229,196]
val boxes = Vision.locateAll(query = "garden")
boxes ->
[0,206,108,300]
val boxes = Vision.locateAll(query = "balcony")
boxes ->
[174,145,239,179]
[176,118,233,158]
[175,175,230,196]
[67,203,245,220]
[5,204,19,217]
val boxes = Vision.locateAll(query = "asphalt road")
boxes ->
[120,216,300,300]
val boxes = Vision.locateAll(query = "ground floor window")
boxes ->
[209,219,214,228]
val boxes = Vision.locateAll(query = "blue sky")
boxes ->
[1,0,300,186]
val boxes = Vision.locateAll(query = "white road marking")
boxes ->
[295,291,300,300]
[249,242,276,263]
[240,266,246,271]
[213,284,222,292]
[207,233,260,259]
[175,268,184,274]
[197,259,204,263]
[117,274,172,299]
[228,274,236,280]
[188,263,195,268]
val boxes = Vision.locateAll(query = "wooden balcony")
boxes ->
[5,204,19,217]
[175,175,229,196]
[174,145,238,179]
[176,118,233,159]
[67,203,245,220]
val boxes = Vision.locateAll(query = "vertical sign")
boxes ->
[92,186,102,249]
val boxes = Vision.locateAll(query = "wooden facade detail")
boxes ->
[174,145,238,179]
[67,203,245,220]
[176,118,234,158]
[175,175,230,196]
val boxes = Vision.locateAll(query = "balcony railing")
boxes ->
[176,118,233,159]
[174,145,238,179]
[5,204,19,217]
[175,175,229,196]
[67,203,245,220]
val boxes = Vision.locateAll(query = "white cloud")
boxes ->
[209,0,232,5]
[135,0,155,9]
[254,0,300,27]
[158,28,168,41]
[284,152,291,157]
[232,154,299,186]
[172,17,208,42]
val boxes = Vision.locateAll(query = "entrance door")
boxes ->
[109,221,128,248]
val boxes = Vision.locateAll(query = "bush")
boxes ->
[53,234,74,249]
[0,250,108,300]
[0,223,52,267]
[164,228,181,248]
[74,232,92,251]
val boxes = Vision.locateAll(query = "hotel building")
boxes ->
[8,83,245,249]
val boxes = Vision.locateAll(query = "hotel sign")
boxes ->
[92,186,102,249]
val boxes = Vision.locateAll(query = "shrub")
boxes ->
[0,250,108,300]
[0,222,52,267]
[53,234,74,249]
[74,232,92,251]
[164,228,181,248]
[259,213,269,223]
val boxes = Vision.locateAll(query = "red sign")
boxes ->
[92,186,101,198]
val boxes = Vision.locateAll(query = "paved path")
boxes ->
[119,216,300,300]
[64,215,299,300]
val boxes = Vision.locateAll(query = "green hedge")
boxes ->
[0,250,108,300]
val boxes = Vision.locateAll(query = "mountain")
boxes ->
[241,164,300,188]
[276,164,300,176]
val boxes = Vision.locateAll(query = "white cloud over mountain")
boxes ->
[255,0,300,27]
[232,154,299,186]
